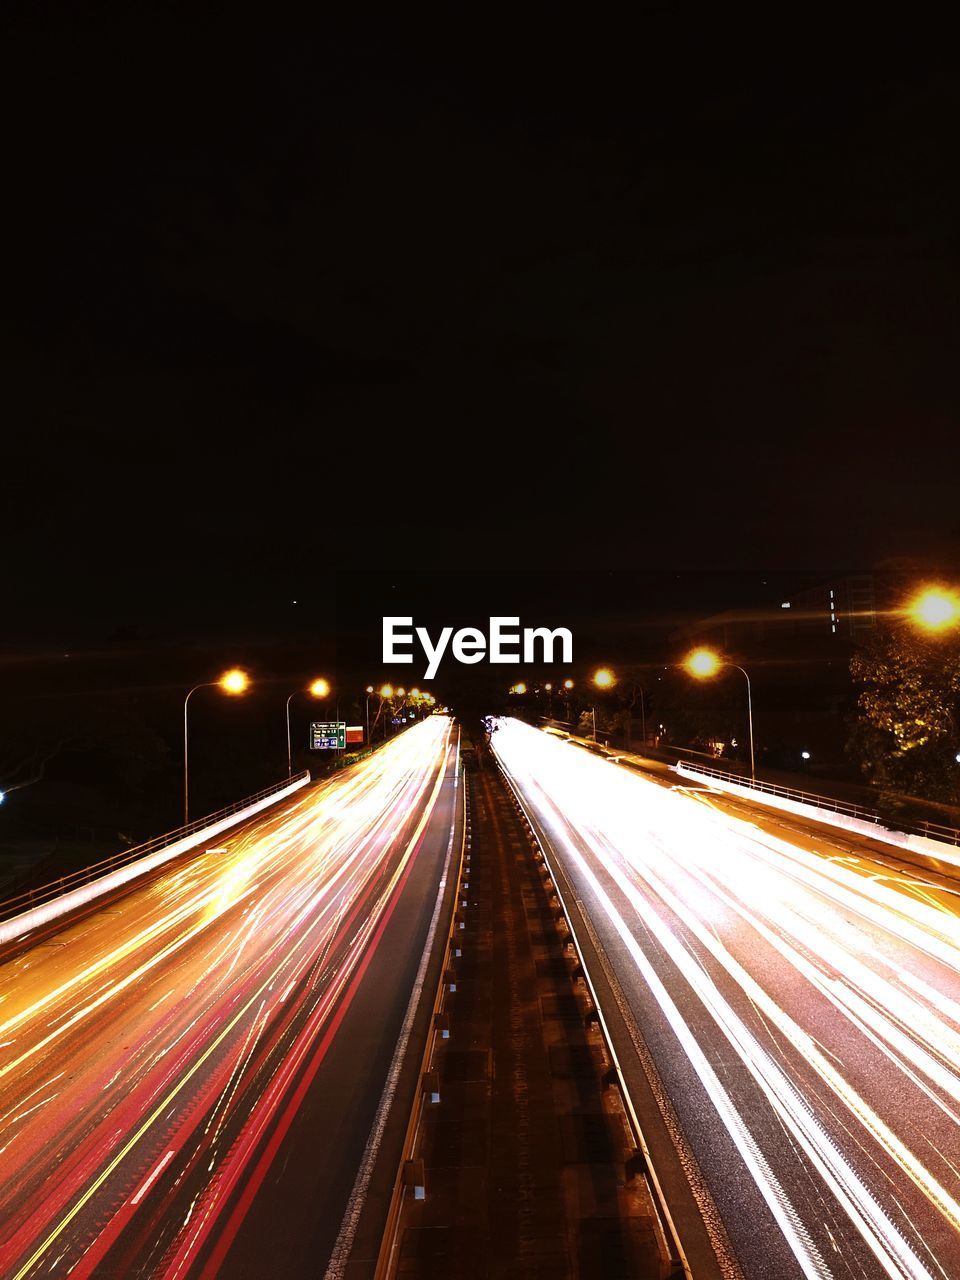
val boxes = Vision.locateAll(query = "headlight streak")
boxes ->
[492,719,960,1280]
[0,717,453,1280]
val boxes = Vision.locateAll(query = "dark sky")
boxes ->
[3,13,958,652]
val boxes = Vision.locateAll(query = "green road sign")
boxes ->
[310,721,346,750]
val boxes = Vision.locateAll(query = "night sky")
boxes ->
[3,14,958,654]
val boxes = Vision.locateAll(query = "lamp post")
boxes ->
[286,677,330,777]
[683,648,755,780]
[379,684,394,739]
[563,677,574,724]
[184,668,249,825]
[591,667,615,742]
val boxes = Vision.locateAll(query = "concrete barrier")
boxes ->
[0,773,311,946]
[675,763,960,868]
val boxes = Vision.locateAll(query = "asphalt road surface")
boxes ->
[0,715,460,1280]
[492,717,960,1280]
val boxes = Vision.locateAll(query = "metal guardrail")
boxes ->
[0,770,311,925]
[676,761,960,848]
[374,756,468,1280]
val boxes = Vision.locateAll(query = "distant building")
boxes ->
[782,574,877,639]
[679,574,877,654]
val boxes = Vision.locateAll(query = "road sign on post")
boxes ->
[310,721,346,750]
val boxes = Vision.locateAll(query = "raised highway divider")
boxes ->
[495,753,691,1279]
[373,749,469,1278]
[0,770,311,945]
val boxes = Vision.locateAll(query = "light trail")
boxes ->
[0,716,453,1279]
[492,718,960,1280]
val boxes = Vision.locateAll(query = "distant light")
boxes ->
[219,668,249,695]
[510,682,527,695]
[380,683,394,698]
[309,677,331,698]
[411,688,421,697]
[907,587,960,633]
[801,751,811,760]
[366,685,374,693]
[593,667,615,689]
[544,682,553,691]
[0,790,5,804]
[684,648,722,679]
[781,602,791,609]
[396,687,406,697]
[563,679,575,690]
[955,753,960,764]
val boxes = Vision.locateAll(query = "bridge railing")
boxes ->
[676,760,960,847]
[0,771,311,925]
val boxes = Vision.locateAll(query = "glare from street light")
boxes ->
[685,648,722,679]
[219,668,249,695]
[366,685,374,694]
[563,678,575,690]
[309,678,330,698]
[544,682,553,691]
[511,682,527,695]
[397,687,406,697]
[593,667,615,689]
[380,684,394,699]
[907,587,960,633]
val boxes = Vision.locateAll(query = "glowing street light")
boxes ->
[380,684,394,699]
[684,647,722,679]
[906,587,960,633]
[286,677,331,778]
[510,682,527,695]
[184,669,251,824]
[563,679,574,690]
[219,668,250,694]
[682,648,755,779]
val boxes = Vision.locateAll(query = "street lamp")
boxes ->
[906,586,960,633]
[379,684,395,739]
[590,667,617,740]
[365,685,375,743]
[562,677,575,723]
[286,677,330,778]
[683,647,755,779]
[184,668,250,825]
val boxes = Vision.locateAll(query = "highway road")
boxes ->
[492,717,960,1280]
[0,715,460,1280]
